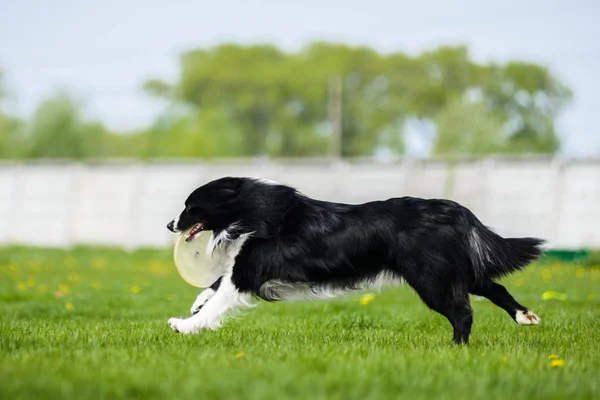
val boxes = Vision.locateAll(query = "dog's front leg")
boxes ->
[168,274,252,334]
[190,277,223,315]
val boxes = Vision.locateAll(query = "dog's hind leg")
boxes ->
[190,277,223,315]
[471,280,540,325]
[406,277,473,345]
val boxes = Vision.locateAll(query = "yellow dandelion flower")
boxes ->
[26,280,35,288]
[68,272,80,282]
[92,257,107,269]
[130,285,141,294]
[500,356,508,363]
[550,359,565,368]
[360,293,376,305]
[58,284,70,294]
[17,282,27,291]
[65,302,74,310]
[575,267,584,279]
[235,352,245,359]
[91,280,102,289]
[542,291,567,301]
[547,354,559,360]
[514,278,525,287]
[9,263,17,271]
[36,285,47,293]
[587,294,595,302]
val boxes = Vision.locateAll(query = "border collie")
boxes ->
[166,177,543,344]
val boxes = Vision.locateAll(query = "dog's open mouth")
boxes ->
[185,223,204,242]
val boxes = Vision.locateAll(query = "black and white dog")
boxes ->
[166,177,543,344]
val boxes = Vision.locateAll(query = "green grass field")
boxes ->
[1,247,599,400]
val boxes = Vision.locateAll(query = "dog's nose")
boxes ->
[167,221,175,232]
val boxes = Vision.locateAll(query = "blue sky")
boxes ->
[1,0,599,156]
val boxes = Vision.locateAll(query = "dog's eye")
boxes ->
[186,205,200,214]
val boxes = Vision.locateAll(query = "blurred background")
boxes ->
[0,0,599,251]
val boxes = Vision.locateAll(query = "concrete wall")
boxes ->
[1,158,599,249]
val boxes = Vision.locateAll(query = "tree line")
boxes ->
[0,43,572,160]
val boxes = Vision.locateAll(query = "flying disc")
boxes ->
[173,226,225,288]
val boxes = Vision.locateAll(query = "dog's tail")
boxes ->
[468,224,546,281]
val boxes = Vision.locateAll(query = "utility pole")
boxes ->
[328,75,342,159]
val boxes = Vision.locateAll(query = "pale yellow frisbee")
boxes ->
[173,225,226,288]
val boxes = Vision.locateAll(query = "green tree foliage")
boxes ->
[0,114,20,158]
[21,93,111,159]
[0,44,572,160]
[172,45,329,157]
[478,62,570,154]
[146,43,570,158]
[0,69,21,158]
[434,100,505,155]
[140,108,246,159]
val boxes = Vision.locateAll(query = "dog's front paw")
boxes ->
[168,317,183,332]
[168,317,199,334]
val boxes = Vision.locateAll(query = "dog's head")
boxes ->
[167,177,245,238]
[167,177,294,240]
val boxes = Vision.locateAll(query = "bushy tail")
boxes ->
[469,225,546,281]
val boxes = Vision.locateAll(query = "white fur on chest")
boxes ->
[205,226,248,274]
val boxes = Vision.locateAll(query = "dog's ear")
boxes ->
[219,177,244,197]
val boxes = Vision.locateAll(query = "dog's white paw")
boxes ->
[168,317,183,332]
[168,317,199,334]
[515,310,541,325]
